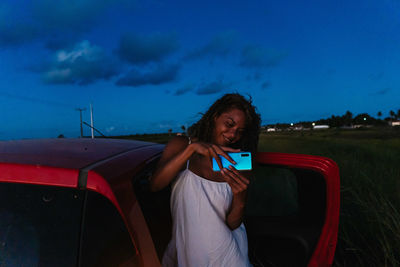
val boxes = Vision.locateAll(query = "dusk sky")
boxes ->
[1,0,399,140]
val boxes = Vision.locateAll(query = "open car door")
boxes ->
[245,152,340,267]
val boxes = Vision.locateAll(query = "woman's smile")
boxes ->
[223,135,233,144]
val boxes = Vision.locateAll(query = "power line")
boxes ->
[82,121,106,137]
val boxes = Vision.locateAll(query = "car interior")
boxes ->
[133,158,326,267]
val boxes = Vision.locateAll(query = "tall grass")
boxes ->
[258,129,400,266]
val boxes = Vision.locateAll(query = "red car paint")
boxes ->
[0,139,339,267]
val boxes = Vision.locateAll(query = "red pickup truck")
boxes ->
[0,138,340,267]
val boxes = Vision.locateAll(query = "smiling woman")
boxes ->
[150,93,261,267]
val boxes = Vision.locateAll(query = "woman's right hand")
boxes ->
[150,136,240,192]
[189,141,240,172]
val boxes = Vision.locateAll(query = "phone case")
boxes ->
[212,152,252,171]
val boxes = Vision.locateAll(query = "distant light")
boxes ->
[363,117,366,121]
[290,123,294,126]
[312,122,315,126]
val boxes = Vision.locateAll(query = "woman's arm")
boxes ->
[149,136,194,192]
[222,167,251,230]
[226,191,247,230]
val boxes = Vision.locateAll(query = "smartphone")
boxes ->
[212,152,252,171]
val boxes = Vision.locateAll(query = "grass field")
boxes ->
[260,128,400,266]
[115,127,400,266]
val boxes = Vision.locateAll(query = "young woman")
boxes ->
[150,93,261,267]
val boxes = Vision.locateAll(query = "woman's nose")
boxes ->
[226,129,236,139]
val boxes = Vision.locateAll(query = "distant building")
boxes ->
[353,124,373,128]
[390,121,400,126]
[266,128,276,132]
[313,125,329,130]
[340,125,354,129]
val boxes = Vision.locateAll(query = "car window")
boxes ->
[0,183,84,267]
[246,165,299,217]
[132,157,172,260]
[79,190,139,267]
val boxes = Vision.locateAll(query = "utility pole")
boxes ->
[90,103,94,139]
[75,108,86,138]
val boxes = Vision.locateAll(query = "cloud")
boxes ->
[240,45,286,69]
[253,72,263,81]
[373,87,391,95]
[196,81,231,95]
[117,32,179,65]
[184,30,237,60]
[174,84,195,96]
[261,81,271,90]
[105,126,116,133]
[0,0,133,47]
[116,64,180,87]
[38,40,119,85]
[0,2,34,46]
[32,0,112,31]
[146,120,179,132]
[247,72,263,81]
[0,23,40,47]
[44,37,77,51]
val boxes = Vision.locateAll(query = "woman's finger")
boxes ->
[219,146,241,152]
[221,169,241,193]
[193,142,210,156]
[212,145,236,164]
[229,180,240,194]
[228,165,249,185]
[222,168,247,191]
[208,146,223,171]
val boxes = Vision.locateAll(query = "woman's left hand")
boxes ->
[222,165,250,230]
[221,165,249,196]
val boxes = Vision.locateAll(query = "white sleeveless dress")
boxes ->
[162,163,252,267]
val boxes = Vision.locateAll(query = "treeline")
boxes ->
[271,109,400,129]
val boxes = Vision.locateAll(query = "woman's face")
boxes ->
[212,108,246,146]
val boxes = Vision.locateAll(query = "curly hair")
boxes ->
[187,93,261,153]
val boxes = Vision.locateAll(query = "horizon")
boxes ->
[16,108,400,140]
[1,0,400,140]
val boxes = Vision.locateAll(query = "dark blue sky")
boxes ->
[1,0,399,139]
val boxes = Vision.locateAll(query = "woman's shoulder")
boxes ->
[165,135,191,151]
[167,135,199,146]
